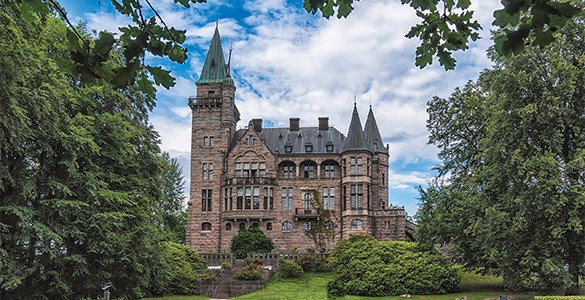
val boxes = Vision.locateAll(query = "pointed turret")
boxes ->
[197,24,233,85]
[343,103,368,152]
[364,106,387,153]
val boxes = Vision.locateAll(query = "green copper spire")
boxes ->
[197,24,233,85]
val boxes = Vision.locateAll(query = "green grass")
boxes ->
[144,271,535,300]
[232,271,534,300]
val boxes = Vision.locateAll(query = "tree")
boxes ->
[157,152,187,244]
[231,227,274,259]
[305,0,583,70]
[419,16,585,294]
[0,8,178,298]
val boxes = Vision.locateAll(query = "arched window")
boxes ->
[266,222,273,231]
[239,222,246,230]
[279,161,296,179]
[324,221,335,230]
[351,219,363,229]
[201,222,212,231]
[226,223,232,231]
[303,221,312,231]
[251,222,259,228]
[301,161,317,178]
[282,221,292,231]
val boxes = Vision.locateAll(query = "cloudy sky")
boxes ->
[61,0,501,216]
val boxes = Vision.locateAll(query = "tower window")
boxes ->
[202,162,213,180]
[201,222,212,231]
[350,157,364,175]
[203,136,215,147]
[201,189,212,211]
[284,145,292,153]
[350,184,363,209]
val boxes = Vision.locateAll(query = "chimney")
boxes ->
[252,118,263,132]
[290,118,300,131]
[318,117,329,131]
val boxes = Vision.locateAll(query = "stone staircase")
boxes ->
[211,260,245,299]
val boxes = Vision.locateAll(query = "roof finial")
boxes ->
[226,42,232,77]
[215,19,219,29]
[354,94,357,106]
[369,95,372,108]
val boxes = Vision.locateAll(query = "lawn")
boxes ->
[143,271,535,300]
[233,271,534,300]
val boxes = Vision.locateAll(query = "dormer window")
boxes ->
[305,145,313,152]
[285,145,292,153]
[326,144,334,152]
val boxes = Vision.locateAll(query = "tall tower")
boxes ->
[363,106,389,210]
[341,104,373,235]
[186,25,239,252]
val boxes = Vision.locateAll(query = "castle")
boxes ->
[185,26,409,253]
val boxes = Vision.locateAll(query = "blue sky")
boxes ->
[60,0,500,217]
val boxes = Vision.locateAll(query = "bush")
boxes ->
[150,241,206,295]
[327,234,460,297]
[235,258,264,281]
[231,227,274,259]
[295,253,331,272]
[278,258,303,278]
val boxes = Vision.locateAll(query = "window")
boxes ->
[282,221,292,231]
[326,144,334,152]
[324,221,335,230]
[382,173,386,186]
[305,144,313,152]
[324,163,335,178]
[239,223,246,230]
[201,189,212,211]
[235,161,266,177]
[282,162,295,179]
[266,222,273,231]
[303,162,316,178]
[245,187,252,209]
[201,222,211,231]
[351,219,363,229]
[323,187,335,210]
[202,162,213,180]
[236,187,244,209]
[246,135,256,145]
[350,157,364,175]
[303,193,312,211]
[226,223,232,231]
[263,187,274,210]
[303,221,312,231]
[253,186,260,209]
[284,145,292,153]
[350,184,363,209]
[203,136,214,147]
[281,188,293,210]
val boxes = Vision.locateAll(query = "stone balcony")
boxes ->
[188,97,222,108]
[224,177,276,186]
[294,208,321,220]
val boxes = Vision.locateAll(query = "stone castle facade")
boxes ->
[186,26,408,253]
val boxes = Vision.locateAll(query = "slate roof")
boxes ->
[197,25,234,85]
[232,127,346,155]
[363,106,388,153]
[342,104,370,152]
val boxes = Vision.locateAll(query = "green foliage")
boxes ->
[157,152,187,244]
[327,235,460,296]
[420,16,585,295]
[150,242,206,296]
[0,8,190,299]
[295,253,331,272]
[277,259,304,278]
[231,227,274,259]
[305,0,582,70]
[236,258,264,281]
[535,297,585,300]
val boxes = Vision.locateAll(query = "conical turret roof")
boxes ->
[364,106,387,153]
[197,24,233,84]
[343,104,369,152]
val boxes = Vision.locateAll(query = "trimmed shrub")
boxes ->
[231,227,274,259]
[535,298,585,300]
[295,253,331,272]
[327,234,460,297]
[235,258,264,281]
[150,241,206,295]
[278,258,303,278]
